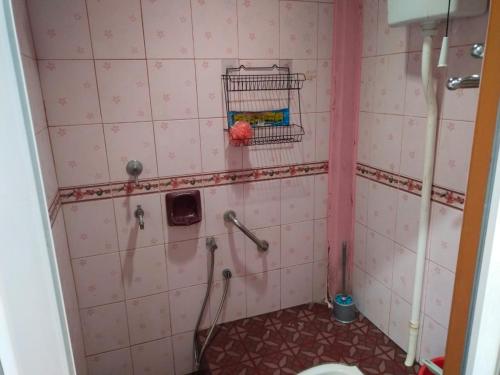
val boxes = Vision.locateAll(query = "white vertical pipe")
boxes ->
[405,23,439,367]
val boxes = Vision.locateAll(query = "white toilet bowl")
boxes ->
[298,363,363,375]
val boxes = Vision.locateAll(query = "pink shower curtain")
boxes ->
[327,0,362,296]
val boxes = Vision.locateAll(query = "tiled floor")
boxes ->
[198,303,420,375]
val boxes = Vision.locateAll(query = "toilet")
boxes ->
[298,363,363,375]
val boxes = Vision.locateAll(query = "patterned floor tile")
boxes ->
[199,303,420,375]
[242,324,288,359]
[274,315,322,349]
[254,348,305,374]
[209,360,258,375]
[292,335,343,369]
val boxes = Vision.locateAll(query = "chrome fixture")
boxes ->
[126,160,143,185]
[194,237,232,369]
[135,205,145,230]
[446,43,483,91]
[206,236,217,252]
[223,210,269,251]
[471,43,484,59]
[447,74,480,90]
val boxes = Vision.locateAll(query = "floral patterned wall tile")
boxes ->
[392,245,417,303]
[148,59,198,120]
[165,238,207,290]
[317,4,334,60]
[370,114,404,174]
[281,262,313,309]
[354,222,368,270]
[364,274,391,334]
[169,284,210,334]
[373,53,407,115]
[199,117,243,172]
[365,229,394,288]
[28,0,92,59]
[245,269,281,317]
[434,120,475,193]
[142,0,194,59]
[96,60,151,123]
[313,259,328,302]
[81,302,130,355]
[63,199,119,258]
[237,0,279,60]
[126,292,172,345]
[313,218,328,261]
[360,57,377,112]
[86,0,145,59]
[72,252,125,308]
[154,119,202,177]
[113,193,164,250]
[87,348,133,375]
[120,245,169,299]
[195,60,225,118]
[39,60,101,126]
[428,202,463,272]
[424,263,455,328]
[400,116,426,180]
[366,181,398,240]
[361,0,378,57]
[395,191,421,252]
[191,0,238,58]
[245,225,281,275]
[203,184,244,236]
[388,292,411,352]
[280,176,314,224]
[419,315,447,361]
[376,0,408,55]
[243,179,281,229]
[131,337,175,375]
[104,122,158,181]
[210,276,247,323]
[281,221,314,268]
[50,124,109,187]
[279,1,318,59]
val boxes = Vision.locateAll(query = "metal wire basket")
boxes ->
[222,65,306,146]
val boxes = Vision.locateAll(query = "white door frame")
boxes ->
[464,102,500,374]
[0,1,74,374]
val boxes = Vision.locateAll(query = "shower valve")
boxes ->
[135,205,145,230]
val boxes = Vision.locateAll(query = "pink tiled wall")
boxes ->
[12,0,57,205]
[57,173,328,375]
[19,0,334,374]
[354,0,488,362]
[12,1,88,374]
[27,0,332,188]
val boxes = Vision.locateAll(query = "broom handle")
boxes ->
[342,241,347,295]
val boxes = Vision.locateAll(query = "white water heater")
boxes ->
[388,0,488,26]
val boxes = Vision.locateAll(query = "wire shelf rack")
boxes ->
[222,65,306,146]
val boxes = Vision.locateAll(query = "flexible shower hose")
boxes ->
[193,238,232,369]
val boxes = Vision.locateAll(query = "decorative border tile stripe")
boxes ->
[49,161,464,226]
[48,191,61,226]
[58,161,329,204]
[356,163,466,210]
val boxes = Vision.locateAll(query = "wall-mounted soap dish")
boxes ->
[165,190,202,226]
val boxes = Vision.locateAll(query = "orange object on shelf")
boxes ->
[229,121,253,146]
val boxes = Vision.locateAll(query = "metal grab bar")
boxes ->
[446,43,483,91]
[447,74,480,90]
[224,210,269,251]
